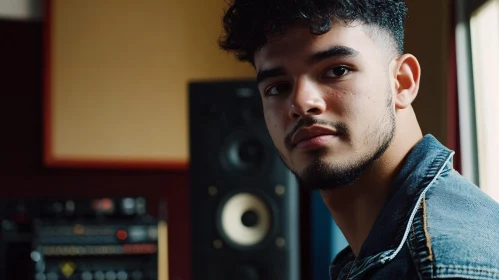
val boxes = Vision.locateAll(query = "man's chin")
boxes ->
[278,150,367,190]
[293,159,369,191]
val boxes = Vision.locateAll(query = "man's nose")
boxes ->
[288,80,326,119]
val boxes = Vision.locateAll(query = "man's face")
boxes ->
[253,21,396,190]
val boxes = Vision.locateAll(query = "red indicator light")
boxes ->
[101,198,112,210]
[92,198,114,212]
[116,230,127,241]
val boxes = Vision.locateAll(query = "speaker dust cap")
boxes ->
[218,192,273,248]
[220,127,273,175]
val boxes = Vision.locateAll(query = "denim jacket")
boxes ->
[330,135,499,280]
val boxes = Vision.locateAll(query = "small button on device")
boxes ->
[94,271,105,280]
[81,271,93,280]
[105,271,116,280]
[117,271,128,280]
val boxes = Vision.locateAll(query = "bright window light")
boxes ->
[470,0,499,202]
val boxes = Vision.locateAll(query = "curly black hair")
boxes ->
[219,0,408,64]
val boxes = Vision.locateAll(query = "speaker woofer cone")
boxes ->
[219,193,271,247]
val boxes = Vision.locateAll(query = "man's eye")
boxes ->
[265,83,291,96]
[324,66,351,78]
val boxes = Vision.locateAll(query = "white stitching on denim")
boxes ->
[386,151,455,261]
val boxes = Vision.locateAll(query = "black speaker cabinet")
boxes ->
[188,80,300,280]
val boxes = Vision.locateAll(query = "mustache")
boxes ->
[284,117,348,148]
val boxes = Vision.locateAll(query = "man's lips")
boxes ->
[290,125,339,148]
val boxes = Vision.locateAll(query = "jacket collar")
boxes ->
[330,134,455,278]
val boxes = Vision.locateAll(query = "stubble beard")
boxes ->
[278,93,396,191]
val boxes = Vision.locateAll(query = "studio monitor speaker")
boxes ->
[188,80,300,280]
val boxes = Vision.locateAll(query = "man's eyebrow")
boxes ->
[256,46,359,85]
[307,45,360,66]
[256,67,287,85]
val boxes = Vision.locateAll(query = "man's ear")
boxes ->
[393,54,421,109]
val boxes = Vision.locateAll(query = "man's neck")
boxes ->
[320,126,423,256]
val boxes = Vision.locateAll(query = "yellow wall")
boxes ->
[49,0,254,165]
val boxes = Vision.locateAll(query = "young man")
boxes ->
[218,0,499,279]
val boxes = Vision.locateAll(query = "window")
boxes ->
[470,0,499,201]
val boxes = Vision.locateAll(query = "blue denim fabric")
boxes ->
[329,134,499,279]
